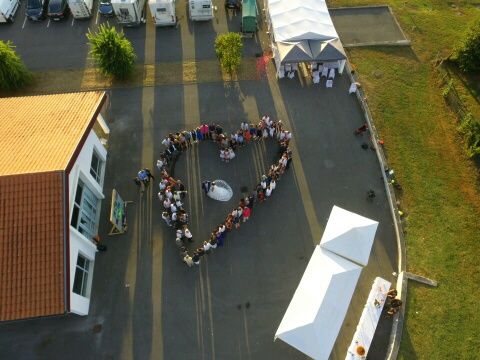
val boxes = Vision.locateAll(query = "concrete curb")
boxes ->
[345,63,407,360]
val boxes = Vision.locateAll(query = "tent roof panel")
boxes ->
[275,246,362,360]
[320,206,378,266]
[268,0,339,42]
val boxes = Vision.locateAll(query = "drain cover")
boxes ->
[92,324,103,334]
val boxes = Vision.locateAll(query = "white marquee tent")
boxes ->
[267,0,338,43]
[274,206,379,359]
[275,246,362,360]
[320,206,379,267]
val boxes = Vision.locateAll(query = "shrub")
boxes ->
[458,113,480,158]
[214,33,243,75]
[87,24,136,80]
[452,19,480,73]
[442,79,453,98]
[0,40,32,91]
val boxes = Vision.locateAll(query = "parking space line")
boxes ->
[22,16,27,29]
[47,19,50,27]
[71,17,75,26]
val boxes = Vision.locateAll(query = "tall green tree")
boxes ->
[87,24,136,80]
[0,41,32,91]
[452,19,480,72]
[214,33,243,75]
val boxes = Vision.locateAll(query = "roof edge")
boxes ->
[66,92,108,174]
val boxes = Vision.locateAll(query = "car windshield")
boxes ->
[27,0,42,9]
[49,0,63,12]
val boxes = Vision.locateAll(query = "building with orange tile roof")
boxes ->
[0,91,110,321]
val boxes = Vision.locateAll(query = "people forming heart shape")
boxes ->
[155,116,293,267]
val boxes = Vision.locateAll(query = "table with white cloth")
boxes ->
[345,277,391,360]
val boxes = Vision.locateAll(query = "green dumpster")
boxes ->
[241,0,257,34]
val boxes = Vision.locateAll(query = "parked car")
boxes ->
[47,0,69,19]
[98,0,113,16]
[26,0,48,20]
[224,0,240,10]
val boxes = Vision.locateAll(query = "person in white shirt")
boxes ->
[159,180,167,191]
[165,188,173,199]
[184,226,193,243]
[158,192,164,201]
[176,229,183,239]
[270,180,276,190]
[163,198,171,209]
[266,186,272,197]
[171,212,178,223]
[162,138,171,147]
[170,203,177,213]
[228,148,235,161]
[175,200,183,209]
[203,240,212,253]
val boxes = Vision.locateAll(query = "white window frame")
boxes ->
[72,253,91,298]
[89,149,104,185]
[71,180,99,241]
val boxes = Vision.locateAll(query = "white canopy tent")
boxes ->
[267,0,338,42]
[266,0,347,77]
[319,206,379,267]
[275,246,362,360]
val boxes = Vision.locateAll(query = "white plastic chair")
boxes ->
[328,68,335,79]
[321,67,329,78]
[288,71,295,79]
[326,79,333,88]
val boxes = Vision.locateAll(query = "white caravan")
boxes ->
[0,0,19,22]
[68,0,93,19]
[188,0,213,21]
[111,0,146,26]
[148,0,175,26]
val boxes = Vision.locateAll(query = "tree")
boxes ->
[87,24,136,80]
[452,19,480,72]
[0,40,32,91]
[214,33,243,75]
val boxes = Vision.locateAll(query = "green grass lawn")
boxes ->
[329,0,480,358]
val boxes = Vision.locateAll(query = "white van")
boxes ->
[188,0,213,21]
[68,0,93,19]
[111,0,146,26]
[148,0,175,26]
[0,0,19,23]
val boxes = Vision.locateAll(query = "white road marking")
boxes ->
[47,19,50,27]
[22,16,27,29]
[71,17,75,26]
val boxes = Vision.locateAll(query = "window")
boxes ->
[71,180,99,241]
[157,7,166,12]
[73,254,90,297]
[90,150,104,184]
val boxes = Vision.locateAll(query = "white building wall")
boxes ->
[68,128,108,316]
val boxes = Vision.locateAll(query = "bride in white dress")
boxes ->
[207,180,233,202]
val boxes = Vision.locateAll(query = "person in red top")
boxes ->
[242,206,251,222]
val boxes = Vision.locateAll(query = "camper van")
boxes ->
[148,0,175,26]
[0,0,19,22]
[111,0,146,26]
[68,0,93,18]
[188,0,213,21]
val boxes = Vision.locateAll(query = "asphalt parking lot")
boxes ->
[0,76,397,360]
[0,2,398,359]
[0,0,265,70]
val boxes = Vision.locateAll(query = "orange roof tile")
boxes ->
[0,92,106,176]
[0,172,66,321]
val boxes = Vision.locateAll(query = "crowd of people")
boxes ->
[155,116,293,267]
